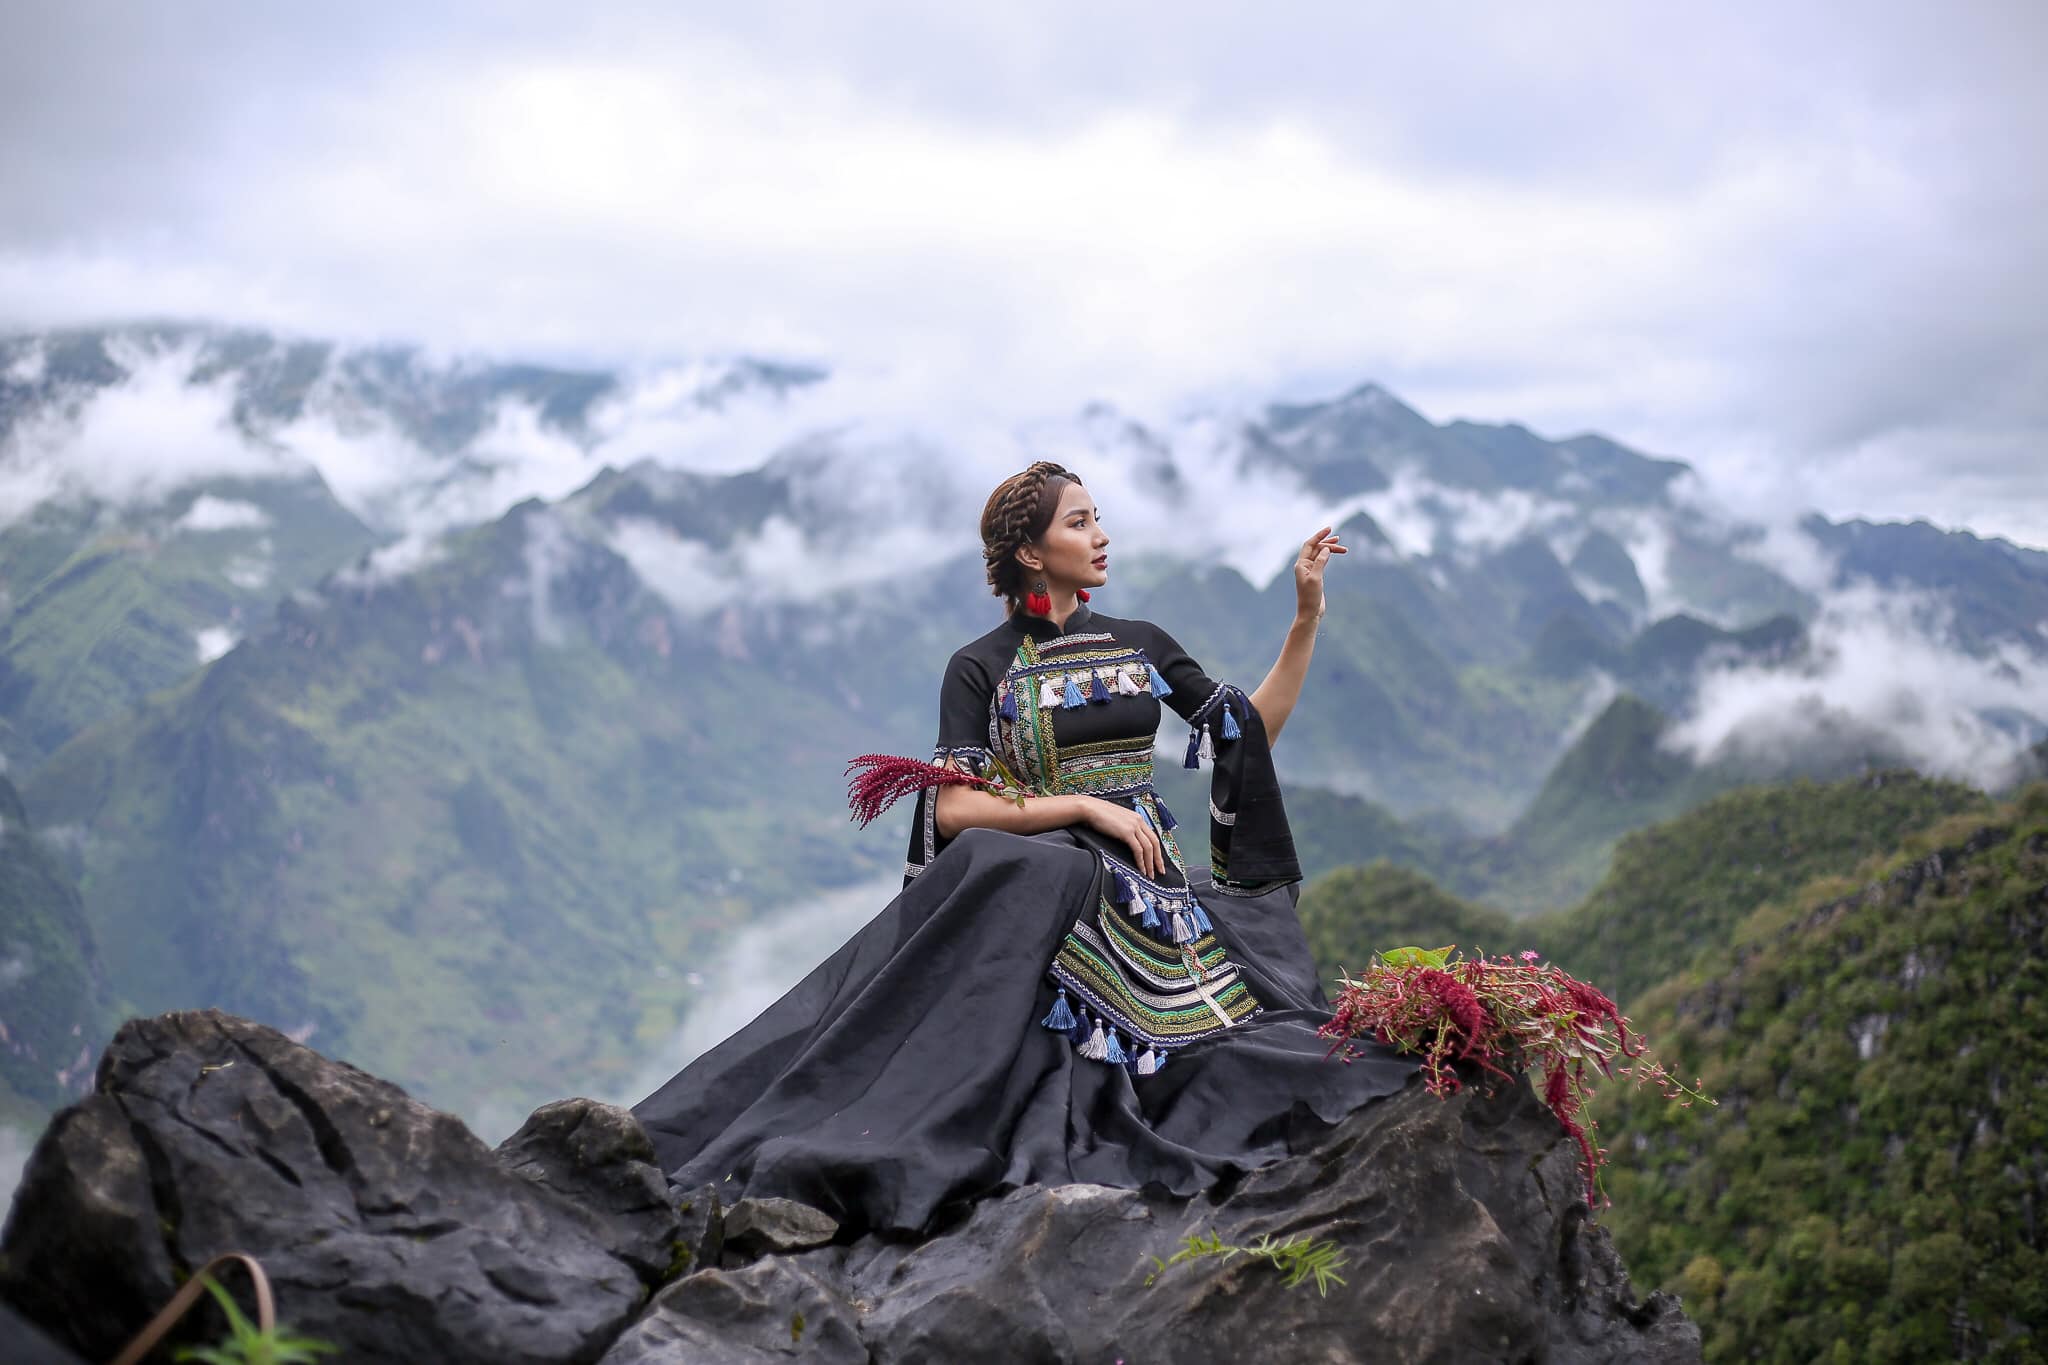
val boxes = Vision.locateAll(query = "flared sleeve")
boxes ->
[1144,624,1302,893]
[900,648,996,886]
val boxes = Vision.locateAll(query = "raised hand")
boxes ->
[1293,526,1345,623]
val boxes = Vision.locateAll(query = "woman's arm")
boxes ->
[1246,526,1343,747]
[934,783,1088,840]
[1247,614,1318,746]
[935,767,1169,878]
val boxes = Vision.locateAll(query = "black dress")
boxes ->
[632,601,1420,1235]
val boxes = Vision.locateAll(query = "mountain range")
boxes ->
[1,319,2043,1165]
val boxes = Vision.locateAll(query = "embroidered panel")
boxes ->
[1048,907,1260,1050]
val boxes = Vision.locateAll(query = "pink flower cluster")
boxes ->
[1318,948,1713,1210]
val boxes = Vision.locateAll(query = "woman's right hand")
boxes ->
[1077,796,1166,880]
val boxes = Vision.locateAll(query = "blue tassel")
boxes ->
[999,686,1018,721]
[1148,665,1172,698]
[1188,901,1213,934]
[1153,1049,1168,1072]
[1183,727,1201,769]
[1220,702,1241,740]
[1138,894,1162,931]
[1062,676,1085,708]
[1103,1028,1128,1065]
[1108,872,1133,905]
[1154,798,1178,832]
[1089,671,1111,703]
[1069,1011,1091,1046]
[1041,988,1077,1032]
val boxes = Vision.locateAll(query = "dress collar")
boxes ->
[1006,600,1094,638]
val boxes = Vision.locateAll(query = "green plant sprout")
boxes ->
[171,1274,338,1365]
[1143,1228,1349,1297]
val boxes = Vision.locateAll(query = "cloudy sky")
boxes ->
[3,1,2043,547]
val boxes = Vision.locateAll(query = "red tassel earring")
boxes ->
[1025,580,1052,617]
[1076,589,1091,602]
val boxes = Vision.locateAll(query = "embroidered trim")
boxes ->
[1187,681,1236,723]
[1051,917,1259,1047]
[1208,797,1236,827]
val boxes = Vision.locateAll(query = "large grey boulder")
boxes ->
[495,1097,683,1283]
[0,1010,650,1364]
[605,1062,1697,1364]
[2,1010,1698,1364]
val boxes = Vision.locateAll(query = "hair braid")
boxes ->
[980,460,1081,609]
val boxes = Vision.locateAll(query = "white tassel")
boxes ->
[1118,668,1142,695]
[1135,1047,1160,1075]
[1039,677,1059,708]
[1197,724,1215,762]
[1079,1019,1109,1060]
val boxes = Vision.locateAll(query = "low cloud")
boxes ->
[175,494,271,532]
[327,530,448,591]
[1352,466,1580,565]
[0,334,294,525]
[194,626,238,663]
[1660,580,2047,790]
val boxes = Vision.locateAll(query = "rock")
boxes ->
[495,1098,681,1283]
[597,1257,864,1364]
[670,1182,724,1277]
[0,1010,648,1365]
[1,1011,1699,1364]
[0,1091,184,1361]
[720,1196,839,1263]
[657,1069,1701,1364]
[0,1301,89,1364]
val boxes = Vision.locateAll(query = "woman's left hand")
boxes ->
[1293,526,1345,622]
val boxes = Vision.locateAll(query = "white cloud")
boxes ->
[0,334,297,524]
[1661,580,2048,790]
[194,626,238,663]
[328,530,447,590]
[223,549,272,591]
[175,494,270,532]
[1351,467,1579,566]
[2,4,2041,551]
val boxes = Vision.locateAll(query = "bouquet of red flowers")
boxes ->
[1317,944,1713,1211]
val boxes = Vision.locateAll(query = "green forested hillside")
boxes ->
[0,474,377,768]
[1293,774,2045,1360]
[1526,771,1991,1006]
[0,776,110,1116]
[1296,859,1514,980]
[24,501,894,1123]
[1594,783,2048,1363]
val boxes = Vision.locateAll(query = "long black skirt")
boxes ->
[631,827,1421,1236]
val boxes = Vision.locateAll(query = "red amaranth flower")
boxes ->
[1418,969,1490,1058]
[1319,946,1714,1217]
[843,753,1004,828]
[1565,977,1631,1050]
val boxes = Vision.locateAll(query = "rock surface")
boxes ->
[721,1195,841,1262]
[1,1010,1700,1364]
[0,1011,660,1364]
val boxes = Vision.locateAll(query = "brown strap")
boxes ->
[107,1252,276,1365]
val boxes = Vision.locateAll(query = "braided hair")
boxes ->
[980,461,1083,611]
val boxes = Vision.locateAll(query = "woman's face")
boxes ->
[1019,479,1110,593]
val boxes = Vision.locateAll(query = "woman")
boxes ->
[632,461,1419,1236]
